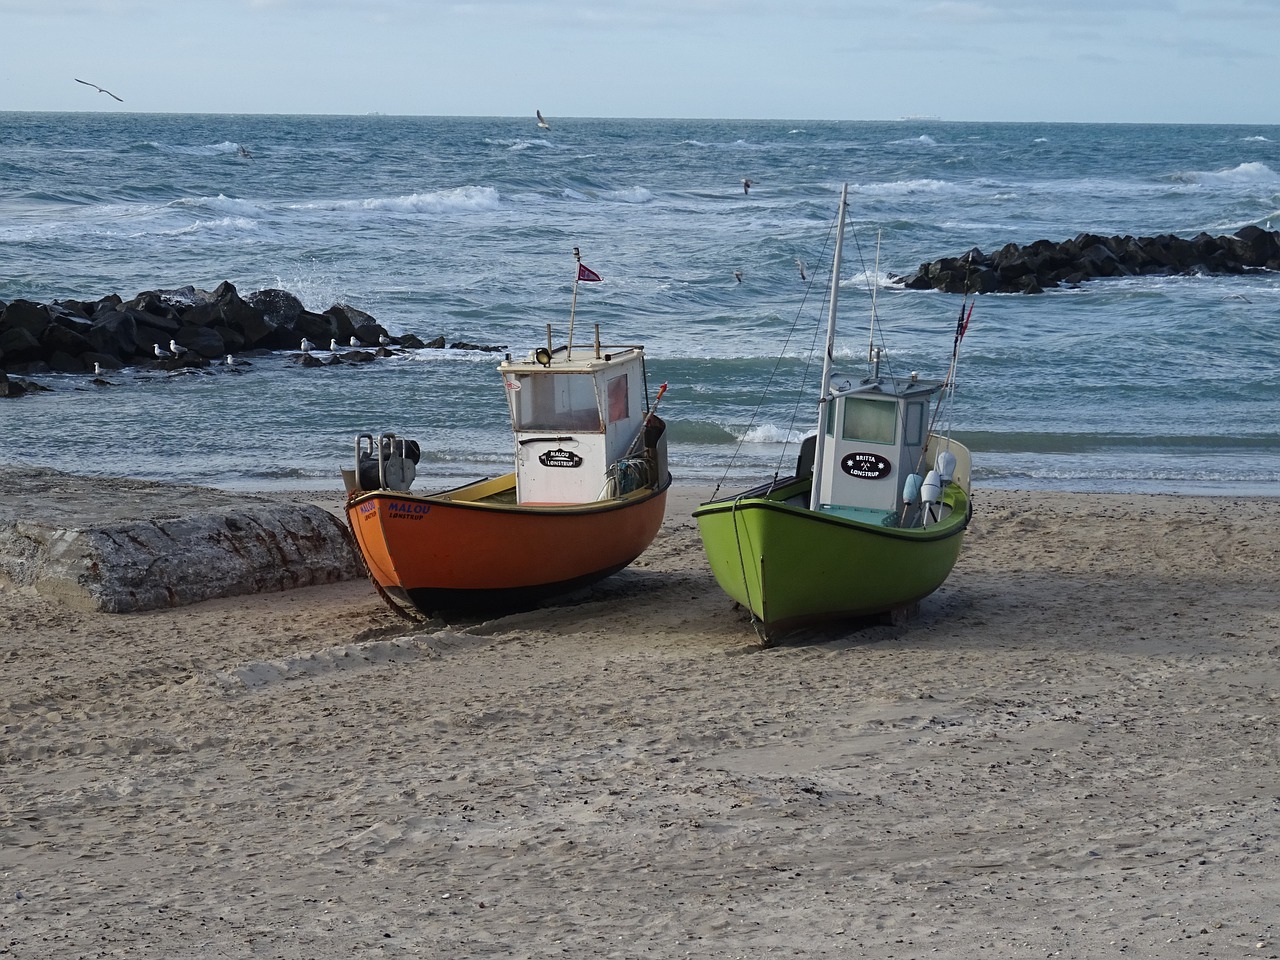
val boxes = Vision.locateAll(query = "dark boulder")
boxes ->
[173,324,227,359]
[0,325,43,364]
[324,303,377,340]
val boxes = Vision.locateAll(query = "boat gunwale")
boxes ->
[347,471,672,517]
[694,480,972,543]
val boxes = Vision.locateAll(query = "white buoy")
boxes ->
[921,469,942,526]
[902,472,923,505]
[937,449,957,484]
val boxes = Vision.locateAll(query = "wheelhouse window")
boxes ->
[509,372,603,432]
[904,401,926,446]
[842,397,897,444]
[606,373,629,424]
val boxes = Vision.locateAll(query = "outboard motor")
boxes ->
[355,433,420,491]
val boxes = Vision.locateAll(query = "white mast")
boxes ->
[808,184,848,512]
[568,246,582,358]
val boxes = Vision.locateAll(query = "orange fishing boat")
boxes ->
[343,251,671,617]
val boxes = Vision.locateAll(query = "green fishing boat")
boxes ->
[693,185,974,642]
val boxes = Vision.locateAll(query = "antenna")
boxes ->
[867,230,881,364]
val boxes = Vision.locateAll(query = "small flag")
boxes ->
[577,263,603,283]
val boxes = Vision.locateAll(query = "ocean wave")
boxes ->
[172,216,258,236]
[741,425,808,445]
[485,137,556,152]
[169,194,263,217]
[667,419,739,444]
[855,178,956,196]
[562,186,654,204]
[137,140,245,157]
[290,185,502,215]
[1169,161,1279,186]
[957,430,1280,454]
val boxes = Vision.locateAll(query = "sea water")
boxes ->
[2,113,1278,494]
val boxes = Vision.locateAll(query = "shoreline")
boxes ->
[2,479,1279,956]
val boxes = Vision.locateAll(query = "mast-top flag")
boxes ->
[568,247,603,357]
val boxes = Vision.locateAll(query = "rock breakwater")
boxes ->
[891,225,1280,294]
[0,281,504,396]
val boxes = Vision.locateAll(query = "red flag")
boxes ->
[577,263,603,283]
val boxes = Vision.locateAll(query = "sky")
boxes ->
[2,0,1278,124]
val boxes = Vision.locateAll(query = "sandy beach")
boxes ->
[2,484,1279,958]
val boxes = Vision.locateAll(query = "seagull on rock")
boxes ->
[301,338,316,354]
[153,343,172,359]
[378,333,392,347]
[169,339,189,357]
[75,78,123,102]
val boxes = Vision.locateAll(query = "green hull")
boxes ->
[693,475,970,640]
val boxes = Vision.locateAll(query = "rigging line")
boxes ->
[709,214,839,498]
[847,223,904,385]
[774,223,839,481]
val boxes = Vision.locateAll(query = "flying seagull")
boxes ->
[75,78,123,102]
[536,110,550,131]
[742,178,753,195]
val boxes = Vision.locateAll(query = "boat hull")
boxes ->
[693,475,970,640]
[346,472,671,615]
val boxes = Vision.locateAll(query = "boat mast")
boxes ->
[568,246,582,358]
[808,184,849,512]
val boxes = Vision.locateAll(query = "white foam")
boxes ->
[291,185,502,214]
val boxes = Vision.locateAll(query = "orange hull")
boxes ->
[346,472,670,614]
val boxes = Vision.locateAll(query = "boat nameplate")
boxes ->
[539,449,583,468]
[840,452,892,479]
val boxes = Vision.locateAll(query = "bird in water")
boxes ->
[796,259,807,281]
